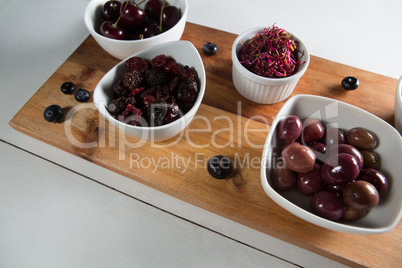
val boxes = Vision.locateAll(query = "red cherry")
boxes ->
[102,0,122,21]
[162,6,181,29]
[143,23,161,38]
[100,21,127,40]
[145,0,166,21]
[120,0,146,29]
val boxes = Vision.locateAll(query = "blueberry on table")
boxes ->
[60,82,76,94]
[75,89,91,102]
[207,155,232,179]
[203,42,218,55]
[341,76,359,90]
[43,105,64,123]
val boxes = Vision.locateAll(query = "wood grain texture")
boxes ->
[10,22,400,268]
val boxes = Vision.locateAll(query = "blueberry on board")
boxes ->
[43,105,64,123]
[203,42,218,56]
[207,155,232,179]
[61,82,76,94]
[75,89,91,102]
[342,76,359,90]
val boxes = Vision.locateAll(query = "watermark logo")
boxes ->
[63,99,342,173]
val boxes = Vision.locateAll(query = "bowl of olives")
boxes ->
[261,94,402,234]
[84,0,188,60]
[93,40,205,142]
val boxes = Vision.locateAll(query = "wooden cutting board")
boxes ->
[10,22,400,267]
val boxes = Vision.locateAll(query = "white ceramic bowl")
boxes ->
[395,75,402,135]
[93,40,205,142]
[84,0,188,60]
[232,27,310,104]
[261,94,402,234]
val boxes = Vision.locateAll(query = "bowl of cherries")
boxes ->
[84,0,188,60]
[261,94,402,234]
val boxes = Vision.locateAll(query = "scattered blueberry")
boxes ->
[43,105,64,123]
[61,82,76,94]
[74,88,91,102]
[341,76,359,90]
[203,42,218,56]
[207,155,232,179]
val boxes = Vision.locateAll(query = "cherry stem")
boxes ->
[137,0,147,6]
[113,13,123,28]
[114,0,130,28]
[159,0,167,32]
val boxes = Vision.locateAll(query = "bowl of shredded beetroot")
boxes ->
[232,25,310,104]
[238,26,305,78]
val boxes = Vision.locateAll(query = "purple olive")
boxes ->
[321,153,360,186]
[357,168,388,197]
[309,142,328,163]
[330,144,364,170]
[271,162,297,191]
[301,118,325,145]
[277,115,302,144]
[310,191,345,220]
[297,163,325,196]
[326,184,345,195]
[281,142,316,173]
[324,128,346,146]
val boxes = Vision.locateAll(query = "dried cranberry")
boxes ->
[143,94,156,106]
[119,103,143,126]
[164,61,181,75]
[125,57,148,73]
[184,77,198,93]
[145,69,168,86]
[140,86,156,99]
[126,103,135,112]
[166,56,176,65]
[156,85,170,99]
[176,77,198,101]
[129,87,145,97]
[150,54,167,70]
[181,65,197,80]
[164,96,180,124]
[147,99,168,126]
[176,88,195,104]
[122,71,143,90]
[108,97,136,115]
[113,80,130,97]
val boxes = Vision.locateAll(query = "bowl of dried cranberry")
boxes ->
[232,26,310,104]
[84,0,188,60]
[93,40,205,142]
[260,94,402,234]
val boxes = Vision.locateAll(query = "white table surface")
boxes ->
[1,0,401,267]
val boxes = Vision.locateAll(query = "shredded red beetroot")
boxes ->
[238,25,305,78]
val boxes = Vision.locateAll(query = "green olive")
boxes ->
[360,150,381,170]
